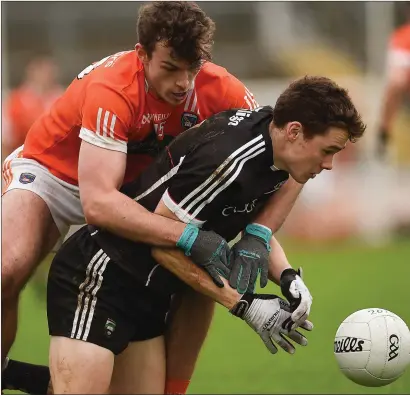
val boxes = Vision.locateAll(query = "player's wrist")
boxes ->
[280,268,299,281]
[229,292,256,319]
[244,223,272,251]
[230,293,279,319]
[176,224,199,256]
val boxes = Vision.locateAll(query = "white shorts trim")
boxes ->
[2,153,85,237]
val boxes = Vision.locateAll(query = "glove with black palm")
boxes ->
[280,267,313,330]
[177,224,231,287]
[229,223,272,294]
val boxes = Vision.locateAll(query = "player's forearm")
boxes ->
[84,189,186,247]
[152,248,241,309]
[267,235,291,286]
[254,177,303,233]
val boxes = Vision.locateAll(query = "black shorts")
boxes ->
[47,227,172,355]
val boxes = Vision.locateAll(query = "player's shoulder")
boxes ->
[82,51,144,114]
[214,104,273,122]
[196,61,244,90]
[390,24,410,51]
[175,106,272,168]
[195,61,251,113]
[196,61,232,80]
[202,105,273,139]
[85,50,142,97]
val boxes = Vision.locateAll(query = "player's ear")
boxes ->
[285,122,302,142]
[135,43,149,64]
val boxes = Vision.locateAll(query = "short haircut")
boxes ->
[273,76,366,142]
[137,1,215,66]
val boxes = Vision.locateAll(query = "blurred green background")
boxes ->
[9,238,410,394]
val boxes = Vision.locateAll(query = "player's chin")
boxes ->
[166,92,186,105]
[292,173,310,184]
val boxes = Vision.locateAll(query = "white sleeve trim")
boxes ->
[387,49,410,69]
[79,127,127,153]
[162,189,205,228]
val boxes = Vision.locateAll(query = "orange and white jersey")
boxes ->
[22,48,258,186]
[386,23,410,87]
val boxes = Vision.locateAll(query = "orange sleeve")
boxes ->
[219,74,259,111]
[80,82,135,153]
[387,26,410,70]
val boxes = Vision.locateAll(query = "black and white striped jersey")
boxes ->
[90,105,289,291]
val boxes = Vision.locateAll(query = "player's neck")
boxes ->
[268,121,288,172]
[144,78,162,101]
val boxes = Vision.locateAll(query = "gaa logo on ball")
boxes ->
[334,308,410,387]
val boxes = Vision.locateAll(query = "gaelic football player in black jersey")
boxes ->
[8,76,366,394]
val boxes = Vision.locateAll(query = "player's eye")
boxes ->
[162,65,178,72]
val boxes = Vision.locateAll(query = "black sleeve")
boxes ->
[162,128,267,226]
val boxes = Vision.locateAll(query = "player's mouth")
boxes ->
[172,92,188,101]
[310,173,317,179]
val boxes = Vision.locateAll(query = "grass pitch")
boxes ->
[9,238,410,394]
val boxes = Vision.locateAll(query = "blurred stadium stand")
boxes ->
[2,2,400,83]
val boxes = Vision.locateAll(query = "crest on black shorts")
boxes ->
[105,318,116,338]
[181,112,198,130]
[19,172,36,184]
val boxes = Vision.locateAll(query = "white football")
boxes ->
[334,308,410,387]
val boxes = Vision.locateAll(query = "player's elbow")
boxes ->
[81,194,111,227]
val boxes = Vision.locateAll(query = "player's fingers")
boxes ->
[229,262,241,289]
[220,242,231,266]
[291,304,309,325]
[216,267,229,280]
[287,330,308,346]
[271,333,295,354]
[226,250,234,269]
[215,261,231,280]
[281,315,295,332]
[261,333,278,354]
[228,257,241,289]
[290,313,308,331]
[207,267,225,288]
[299,320,314,331]
[260,262,269,288]
[237,265,251,294]
[247,263,259,294]
[247,279,256,294]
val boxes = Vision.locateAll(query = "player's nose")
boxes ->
[175,71,191,91]
[321,159,333,171]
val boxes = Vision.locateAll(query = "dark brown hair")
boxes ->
[273,76,366,142]
[137,1,215,66]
